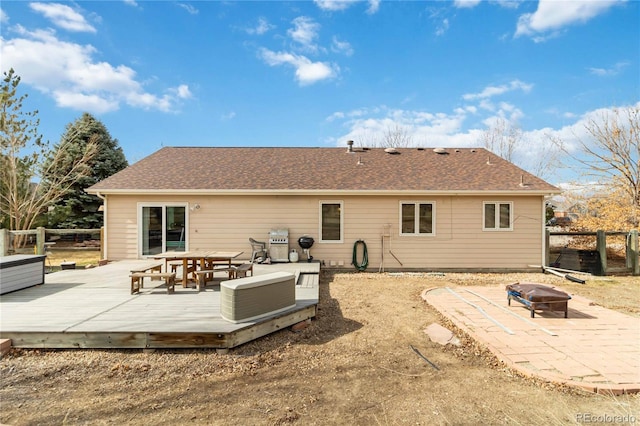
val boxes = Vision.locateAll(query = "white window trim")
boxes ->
[399,201,436,236]
[482,201,513,231]
[319,200,343,243]
[137,202,190,257]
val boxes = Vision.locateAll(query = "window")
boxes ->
[400,202,435,235]
[483,202,512,231]
[320,201,343,242]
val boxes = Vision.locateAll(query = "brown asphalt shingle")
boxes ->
[88,147,560,193]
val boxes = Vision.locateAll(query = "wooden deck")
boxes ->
[0,260,319,350]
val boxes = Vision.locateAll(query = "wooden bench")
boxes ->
[194,263,253,291]
[194,267,236,291]
[130,262,163,275]
[130,272,176,294]
[128,263,164,293]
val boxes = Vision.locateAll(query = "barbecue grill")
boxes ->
[298,236,315,262]
[268,229,289,262]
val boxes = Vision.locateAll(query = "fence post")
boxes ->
[629,230,639,276]
[0,229,8,256]
[100,226,105,261]
[36,227,46,255]
[544,229,550,267]
[596,230,607,276]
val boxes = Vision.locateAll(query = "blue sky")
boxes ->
[1,0,638,186]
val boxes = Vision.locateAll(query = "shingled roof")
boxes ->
[87,147,560,195]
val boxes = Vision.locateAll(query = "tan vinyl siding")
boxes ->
[104,196,139,259]
[104,194,546,270]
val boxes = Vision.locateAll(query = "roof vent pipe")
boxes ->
[347,140,354,153]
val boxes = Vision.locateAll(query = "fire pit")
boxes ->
[298,236,315,262]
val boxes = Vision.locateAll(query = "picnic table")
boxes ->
[153,251,243,288]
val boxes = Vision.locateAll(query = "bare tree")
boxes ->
[551,106,640,226]
[480,117,520,162]
[382,123,413,148]
[482,117,560,180]
[0,69,97,248]
[360,124,413,148]
[526,136,562,181]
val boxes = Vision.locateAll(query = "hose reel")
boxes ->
[352,239,368,272]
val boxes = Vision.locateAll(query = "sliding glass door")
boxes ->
[140,204,187,256]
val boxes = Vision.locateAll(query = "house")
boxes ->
[87,145,561,271]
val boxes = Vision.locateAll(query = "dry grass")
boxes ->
[1,270,638,425]
[45,249,101,270]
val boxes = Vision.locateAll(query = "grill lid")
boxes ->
[298,236,314,249]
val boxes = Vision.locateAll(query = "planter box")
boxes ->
[0,255,46,295]
[220,271,296,323]
[60,261,76,270]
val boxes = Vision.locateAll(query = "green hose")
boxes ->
[352,240,368,272]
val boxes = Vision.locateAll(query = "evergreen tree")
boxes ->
[47,113,128,228]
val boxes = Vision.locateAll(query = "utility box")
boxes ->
[220,271,296,323]
[0,254,46,295]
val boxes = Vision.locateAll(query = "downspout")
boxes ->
[96,192,107,261]
[542,196,551,269]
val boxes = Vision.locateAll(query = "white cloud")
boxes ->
[589,61,629,77]
[515,0,622,40]
[259,48,338,85]
[463,80,533,101]
[314,0,354,12]
[1,9,8,24]
[246,17,275,35]
[454,0,481,9]
[256,16,347,85]
[493,0,522,9]
[329,106,472,148]
[1,26,190,113]
[327,96,636,184]
[170,84,192,99]
[288,16,320,52]
[540,103,640,153]
[435,18,450,36]
[366,0,381,14]
[29,2,96,33]
[123,0,138,7]
[177,3,198,15]
[331,36,353,56]
[221,111,236,121]
[314,0,380,14]
[53,91,118,113]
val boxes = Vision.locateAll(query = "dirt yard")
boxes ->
[1,271,639,425]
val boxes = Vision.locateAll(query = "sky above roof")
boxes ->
[1,0,638,186]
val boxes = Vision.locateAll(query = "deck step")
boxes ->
[0,339,12,356]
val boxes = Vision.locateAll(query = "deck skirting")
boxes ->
[3,305,316,349]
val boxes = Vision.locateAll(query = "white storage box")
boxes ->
[220,271,296,323]
[0,255,46,295]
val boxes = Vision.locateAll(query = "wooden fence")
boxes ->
[546,229,639,276]
[0,227,103,259]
